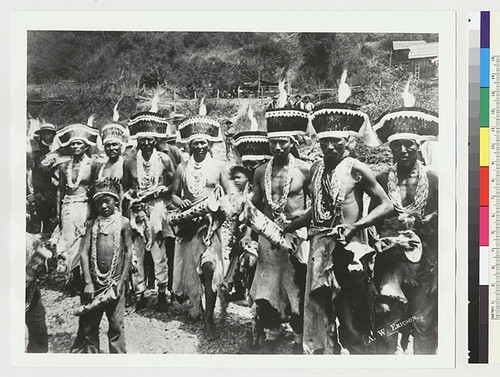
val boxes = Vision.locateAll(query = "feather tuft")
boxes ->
[338,69,351,103]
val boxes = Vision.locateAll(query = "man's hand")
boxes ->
[328,223,358,244]
[83,282,95,303]
[179,199,192,211]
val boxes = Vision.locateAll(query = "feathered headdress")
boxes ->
[93,177,121,201]
[178,97,222,143]
[234,105,272,162]
[128,88,170,139]
[101,99,129,145]
[311,69,378,146]
[265,78,309,138]
[373,79,439,143]
[55,123,99,147]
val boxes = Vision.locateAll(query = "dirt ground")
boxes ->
[31,223,298,355]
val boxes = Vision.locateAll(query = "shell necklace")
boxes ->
[264,155,295,221]
[137,149,161,193]
[91,213,121,287]
[311,157,354,224]
[184,154,212,198]
[387,161,429,218]
[66,154,91,190]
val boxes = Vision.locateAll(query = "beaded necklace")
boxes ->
[90,213,121,287]
[66,154,91,190]
[387,161,429,218]
[311,157,354,224]
[136,149,162,193]
[184,154,212,198]
[264,155,295,220]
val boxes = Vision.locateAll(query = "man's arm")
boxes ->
[56,164,67,224]
[122,159,132,192]
[251,165,265,210]
[218,163,231,195]
[171,162,191,210]
[79,221,94,302]
[299,159,312,201]
[345,161,393,239]
[160,153,175,187]
[117,217,133,296]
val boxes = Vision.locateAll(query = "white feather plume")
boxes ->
[113,97,122,122]
[150,88,161,113]
[199,96,207,116]
[338,69,351,103]
[247,105,259,131]
[87,114,96,127]
[402,79,416,107]
[277,79,287,108]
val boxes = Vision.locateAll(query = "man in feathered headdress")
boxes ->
[97,104,129,184]
[246,80,311,353]
[370,86,439,354]
[122,100,175,312]
[285,71,393,354]
[55,122,100,287]
[170,99,231,340]
[74,177,133,353]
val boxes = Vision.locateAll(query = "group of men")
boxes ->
[25,90,439,355]
[225,96,438,355]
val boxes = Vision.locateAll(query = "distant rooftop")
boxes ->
[392,40,427,50]
[408,42,439,59]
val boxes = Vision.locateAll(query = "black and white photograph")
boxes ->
[11,10,456,368]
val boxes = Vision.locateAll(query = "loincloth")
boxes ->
[303,226,375,353]
[172,218,224,317]
[57,194,90,273]
[250,228,308,322]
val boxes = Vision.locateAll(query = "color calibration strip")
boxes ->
[489,11,500,364]
[480,11,490,363]
[469,11,492,364]
[468,11,484,363]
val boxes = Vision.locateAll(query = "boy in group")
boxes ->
[76,177,133,353]
[222,123,273,305]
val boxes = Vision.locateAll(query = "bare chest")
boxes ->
[100,160,124,180]
[64,162,93,192]
[268,166,304,198]
[397,176,419,206]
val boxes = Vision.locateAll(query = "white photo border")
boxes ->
[11,10,456,369]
